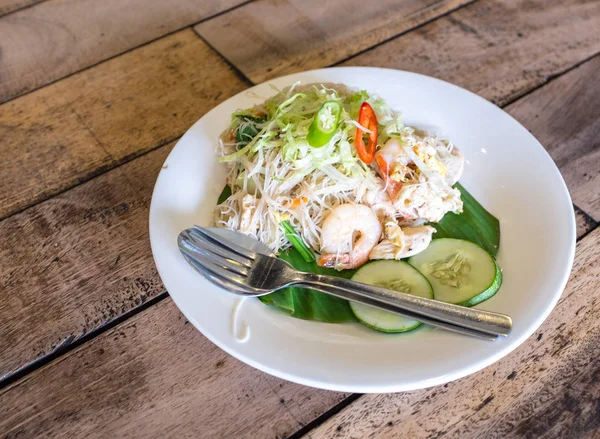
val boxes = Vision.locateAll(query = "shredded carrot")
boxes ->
[289,197,308,208]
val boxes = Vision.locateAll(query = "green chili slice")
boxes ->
[307,101,342,148]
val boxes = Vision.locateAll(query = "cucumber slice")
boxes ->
[408,238,502,306]
[350,261,433,332]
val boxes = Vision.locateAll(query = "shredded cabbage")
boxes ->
[214,83,404,253]
[213,82,463,255]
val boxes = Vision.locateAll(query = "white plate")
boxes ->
[149,67,575,393]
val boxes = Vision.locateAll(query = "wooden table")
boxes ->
[1,0,599,437]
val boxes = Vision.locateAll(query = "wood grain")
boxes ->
[0,299,349,439]
[0,29,247,220]
[2,21,598,381]
[0,148,593,384]
[1,125,592,381]
[0,0,42,16]
[3,0,598,221]
[0,2,597,437]
[342,0,600,107]
[195,0,475,84]
[507,55,600,221]
[575,205,597,238]
[0,0,244,102]
[0,144,173,378]
[308,226,600,439]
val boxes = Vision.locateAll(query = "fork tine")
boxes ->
[187,228,254,268]
[179,243,248,285]
[179,232,250,276]
[193,227,257,261]
[182,253,254,294]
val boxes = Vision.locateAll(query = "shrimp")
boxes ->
[370,225,435,260]
[317,204,382,270]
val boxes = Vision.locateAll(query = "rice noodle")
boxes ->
[213,83,458,254]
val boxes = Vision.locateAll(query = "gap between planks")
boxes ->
[191,28,255,86]
[193,0,478,86]
[0,134,181,222]
[329,0,478,68]
[0,0,45,18]
[0,0,255,106]
[0,292,168,389]
[480,49,600,114]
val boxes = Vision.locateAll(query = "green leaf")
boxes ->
[431,183,500,257]
[234,115,267,149]
[259,248,358,322]
[217,185,232,204]
[236,124,261,146]
[280,220,315,263]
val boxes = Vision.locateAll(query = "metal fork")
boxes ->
[178,226,512,340]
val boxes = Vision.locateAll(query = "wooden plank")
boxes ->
[0,144,173,378]
[506,56,600,221]
[0,29,247,220]
[342,0,600,107]
[0,299,349,438]
[0,0,42,16]
[195,0,475,84]
[575,205,597,238]
[2,19,598,381]
[308,226,600,439]
[0,0,245,102]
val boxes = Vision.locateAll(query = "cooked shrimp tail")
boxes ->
[317,204,382,270]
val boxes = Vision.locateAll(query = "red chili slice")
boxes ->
[355,102,378,164]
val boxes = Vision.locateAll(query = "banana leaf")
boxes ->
[217,185,232,204]
[259,249,358,322]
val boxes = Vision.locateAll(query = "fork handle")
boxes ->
[294,273,512,339]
